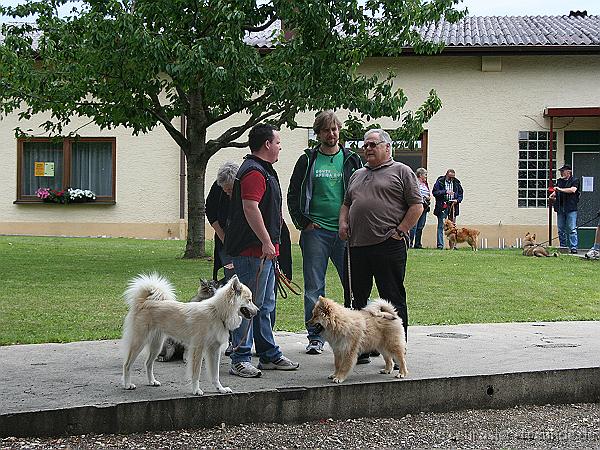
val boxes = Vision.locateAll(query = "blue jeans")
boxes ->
[299,228,345,344]
[436,209,450,248]
[556,211,578,250]
[230,256,281,364]
[410,209,428,248]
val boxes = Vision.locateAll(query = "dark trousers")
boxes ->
[345,238,409,339]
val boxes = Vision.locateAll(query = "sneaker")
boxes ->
[585,249,600,260]
[306,340,324,355]
[224,343,234,356]
[258,355,300,370]
[369,351,380,357]
[357,353,371,364]
[229,361,262,378]
[570,248,579,254]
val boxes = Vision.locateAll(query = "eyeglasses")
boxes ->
[362,140,385,149]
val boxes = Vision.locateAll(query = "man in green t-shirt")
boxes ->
[288,111,362,354]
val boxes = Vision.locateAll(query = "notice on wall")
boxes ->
[581,176,594,192]
[34,162,55,177]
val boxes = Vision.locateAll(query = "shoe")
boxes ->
[224,343,234,356]
[437,246,444,250]
[357,353,371,364]
[229,361,262,378]
[306,340,324,355]
[570,248,579,254]
[258,355,300,370]
[585,249,600,260]
[369,351,380,357]
[413,245,423,249]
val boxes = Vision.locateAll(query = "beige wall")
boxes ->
[1,54,599,246]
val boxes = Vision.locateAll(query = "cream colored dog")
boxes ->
[308,296,408,383]
[121,273,256,395]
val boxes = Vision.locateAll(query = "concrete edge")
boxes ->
[2,367,599,438]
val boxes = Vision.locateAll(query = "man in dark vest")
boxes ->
[225,123,300,378]
[549,164,580,253]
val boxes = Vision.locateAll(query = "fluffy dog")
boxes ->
[308,296,407,383]
[443,218,480,250]
[157,278,222,362]
[122,273,257,395]
[523,232,557,257]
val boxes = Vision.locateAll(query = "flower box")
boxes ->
[36,187,96,204]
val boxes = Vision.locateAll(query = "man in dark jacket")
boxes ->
[288,110,362,355]
[432,169,464,249]
[549,164,580,253]
[225,123,299,378]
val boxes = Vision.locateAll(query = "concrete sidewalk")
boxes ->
[1,322,599,438]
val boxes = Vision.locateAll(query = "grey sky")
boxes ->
[1,0,598,23]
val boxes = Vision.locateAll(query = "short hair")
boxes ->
[313,110,342,135]
[364,128,392,145]
[446,169,456,175]
[216,161,239,188]
[416,167,428,177]
[248,123,277,152]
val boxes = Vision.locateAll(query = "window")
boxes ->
[517,131,556,208]
[16,137,116,203]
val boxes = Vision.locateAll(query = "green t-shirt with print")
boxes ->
[309,150,344,231]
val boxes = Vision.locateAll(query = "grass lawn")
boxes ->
[0,235,598,345]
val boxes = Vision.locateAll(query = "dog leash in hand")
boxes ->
[232,257,265,353]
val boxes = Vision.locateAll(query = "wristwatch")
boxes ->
[396,228,409,240]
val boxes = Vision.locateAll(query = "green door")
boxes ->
[564,131,600,249]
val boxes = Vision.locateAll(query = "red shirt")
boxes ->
[239,171,280,257]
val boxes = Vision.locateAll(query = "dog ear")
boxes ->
[229,275,242,296]
[532,233,536,240]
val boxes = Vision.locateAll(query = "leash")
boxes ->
[533,210,600,249]
[346,241,355,309]
[232,257,265,353]
[274,258,301,299]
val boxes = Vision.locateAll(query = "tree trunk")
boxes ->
[184,148,208,258]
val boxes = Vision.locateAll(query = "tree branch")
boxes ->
[207,92,268,125]
[148,92,187,149]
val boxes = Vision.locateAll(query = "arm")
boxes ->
[397,203,424,235]
[455,182,464,203]
[211,221,225,243]
[432,180,445,199]
[339,203,350,241]
[287,154,311,230]
[554,186,578,194]
[242,199,276,259]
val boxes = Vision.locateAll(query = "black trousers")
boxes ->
[345,238,409,339]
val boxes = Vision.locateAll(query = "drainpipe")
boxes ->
[548,117,554,245]
[179,116,187,239]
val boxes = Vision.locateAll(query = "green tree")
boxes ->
[0,0,464,258]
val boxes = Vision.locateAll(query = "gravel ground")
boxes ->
[2,403,599,449]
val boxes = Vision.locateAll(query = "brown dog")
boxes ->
[308,296,407,383]
[443,219,480,250]
[523,232,557,257]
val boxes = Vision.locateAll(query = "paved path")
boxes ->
[1,321,599,437]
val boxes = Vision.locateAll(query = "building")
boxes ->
[1,12,599,248]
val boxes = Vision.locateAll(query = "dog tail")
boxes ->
[364,299,399,320]
[124,273,176,309]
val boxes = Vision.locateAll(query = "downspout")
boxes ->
[179,115,187,239]
[548,117,554,245]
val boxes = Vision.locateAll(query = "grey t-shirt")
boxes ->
[344,159,422,247]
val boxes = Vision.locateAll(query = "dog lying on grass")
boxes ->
[122,273,256,395]
[443,218,480,250]
[308,296,407,383]
[522,232,557,257]
[157,278,223,362]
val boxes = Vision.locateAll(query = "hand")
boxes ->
[305,222,320,231]
[339,223,349,241]
[261,241,277,260]
[446,190,453,195]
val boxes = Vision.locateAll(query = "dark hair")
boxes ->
[248,123,277,152]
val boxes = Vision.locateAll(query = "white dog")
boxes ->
[121,273,257,395]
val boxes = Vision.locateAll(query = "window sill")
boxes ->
[14,200,116,205]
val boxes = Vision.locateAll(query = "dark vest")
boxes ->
[224,155,282,256]
[553,176,580,213]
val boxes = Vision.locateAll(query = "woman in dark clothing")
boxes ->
[206,162,239,281]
